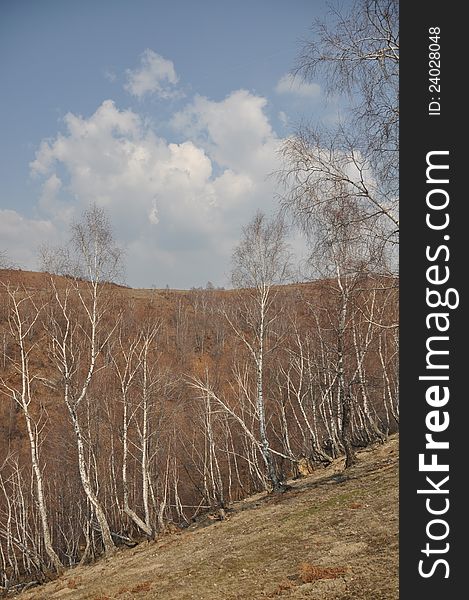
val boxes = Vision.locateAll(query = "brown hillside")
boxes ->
[20,435,399,600]
[0,269,127,290]
[0,268,398,594]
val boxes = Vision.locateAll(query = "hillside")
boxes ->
[20,436,398,600]
[0,269,398,594]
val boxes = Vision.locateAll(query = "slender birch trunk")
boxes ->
[1,287,63,572]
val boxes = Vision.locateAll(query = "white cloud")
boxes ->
[37,174,76,224]
[171,90,280,176]
[149,198,159,225]
[275,73,321,98]
[26,89,302,288]
[124,49,180,99]
[31,100,220,237]
[0,209,56,269]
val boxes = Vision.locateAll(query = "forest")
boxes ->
[0,204,398,587]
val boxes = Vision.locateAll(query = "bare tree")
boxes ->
[297,0,399,157]
[112,326,151,537]
[44,205,123,554]
[0,285,63,572]
[278,322,333,464]
[310,195,388,468]
[228,212,292,492]
[135,322,161,536]
[71,205,124,285]
[0,251,18,270]
[112,319,164,538]
[279,0,399,250]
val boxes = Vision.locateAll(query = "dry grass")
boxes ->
[66,578,80,589]
[269,579,296,596]
[20,436,399,600]
[130,581,153,593]
[299,563,347,583]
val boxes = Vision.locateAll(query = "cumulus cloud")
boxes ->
[37,173,76,225]
[124,49,180,99]
[26,88,295,288]
[0,209,57,269]
[31,100,220,237]
[275,73,321,98]
[171,89,280,176]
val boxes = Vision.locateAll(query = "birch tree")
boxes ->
[279,0,399,250]
[45,205,123,554]
[112,326,152,537]
[228,212,291,492]
[0,285,63,572]
[133,322,162,536]
[311,195,387,467]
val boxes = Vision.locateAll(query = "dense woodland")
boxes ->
[0,0,399,589]
[0,223,398,586]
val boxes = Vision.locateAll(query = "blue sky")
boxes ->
[0,0,344,288]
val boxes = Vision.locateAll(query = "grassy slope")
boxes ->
[21,436,398,600]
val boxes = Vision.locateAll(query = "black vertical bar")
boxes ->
[400,2,465,598]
